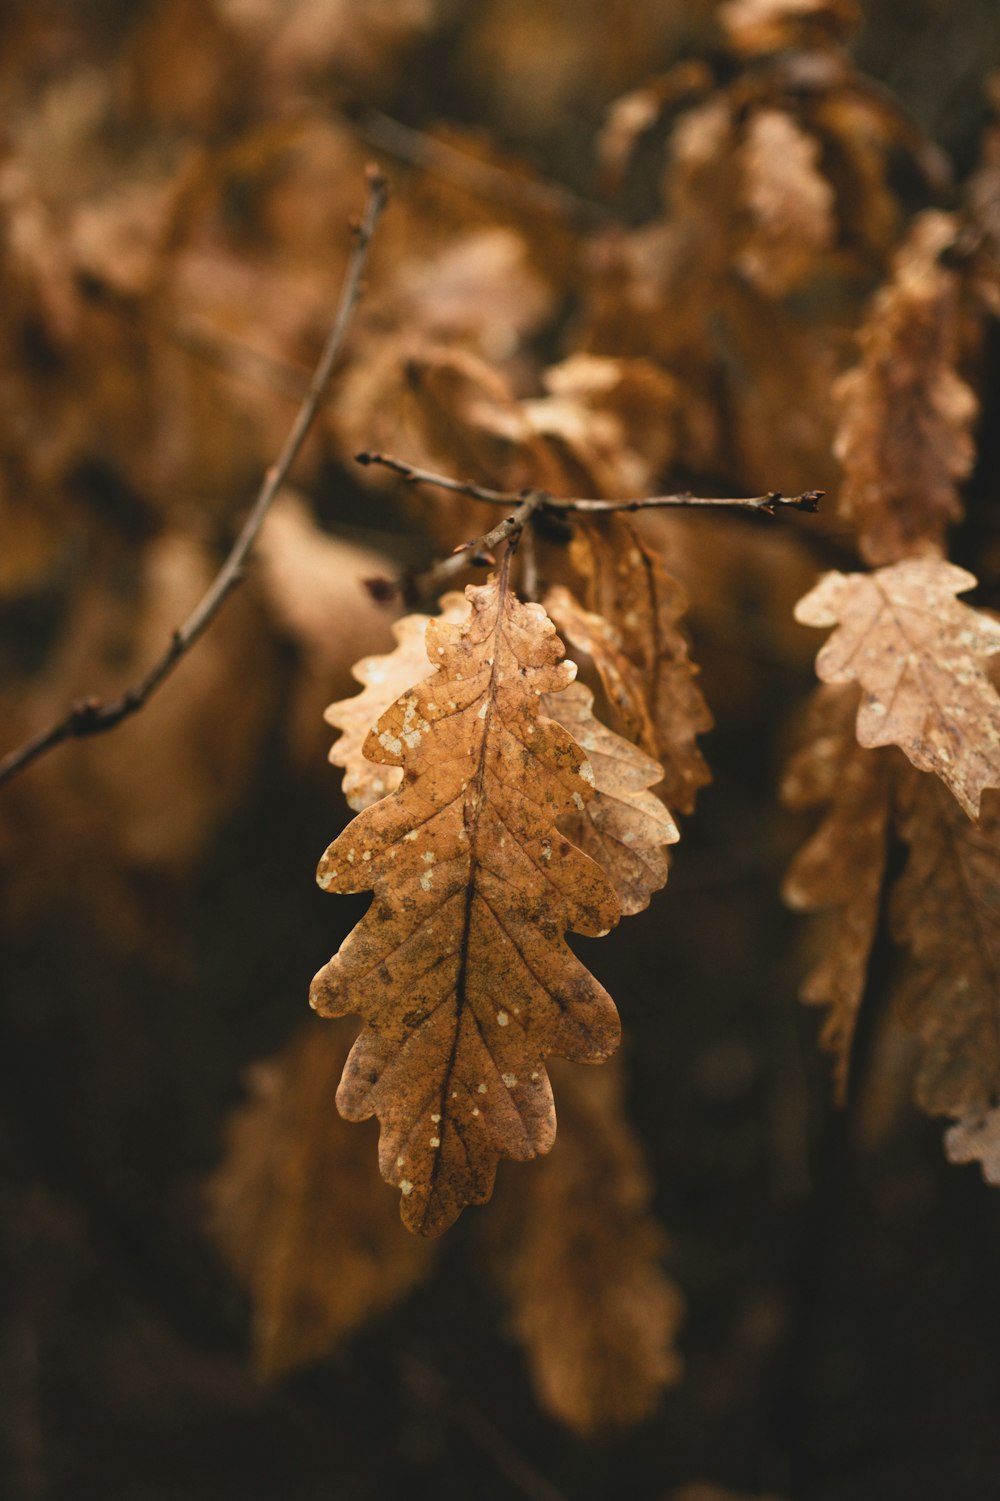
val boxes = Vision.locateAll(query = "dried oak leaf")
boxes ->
[310,570,622,1236]
[891,772,1000,1119]
[499,1056,684,1437]
[326,595,675,915]
[575,518,712,815]
[207,1021,434,1380]
[326,592,471,812]
[834,212,979,566]
[945,1109,1000,1186]
[734,108,836,298]
[782,684,892,1099]
[794,560,1000,819]
[544,681,678,916]
[543,584,657,758]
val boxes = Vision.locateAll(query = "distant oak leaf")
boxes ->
[782,684,892,1100]
[795,559,1000,819]
[207,1021,433,1379]
[735,108,836,297]
[834,211,978,566]
[310,567,622,1235]
[891,773,1000,1119]
[501,1056,684,1437]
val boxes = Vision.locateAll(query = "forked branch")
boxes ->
[0,169,389,791]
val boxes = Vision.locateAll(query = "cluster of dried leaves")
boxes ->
[5,0,1000,1458]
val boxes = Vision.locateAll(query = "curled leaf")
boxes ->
[311,569,622,1235]
[795,560,1000,819]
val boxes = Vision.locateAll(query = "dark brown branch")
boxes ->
[0,169,389,791]
[355,450,824,517]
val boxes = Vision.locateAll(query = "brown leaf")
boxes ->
[207,1022,434,1380]
[217,0,434,96]
[327,596,676,914]
[543,583,658,757]
[499,1056,684,1437]
[891,772,1000,1119]
[720,0,861,55]
[539,354,682,495]
[310,568,622,1235]
[794,560,1000,819]
[326,592,471,812]
[945,1109,1000,1186]
[782,684,892,1099]
[543,680,677,916]
[834,211,979,566]
[575,518,713,815]
[734,108,836,297]
[389,227,555,364]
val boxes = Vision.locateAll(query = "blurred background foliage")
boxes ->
[2,2,1000,1498]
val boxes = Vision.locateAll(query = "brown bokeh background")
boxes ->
[3,3,1000,1499]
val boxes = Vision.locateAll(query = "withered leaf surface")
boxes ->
[500,1057,684,1437]
[543,681,677,916]
[543,583,656,757]
[891,773,1000,1119]
[782,684,892,1100]
[576,518,712,815]
[834,212,978,566]
[795,560,1000,818]
[207,1022,433,1379]
[326,592,470,811]
[310,568,622,1235]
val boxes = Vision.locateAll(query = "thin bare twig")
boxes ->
[414,490,547,597]
[356,450,825,517]
[0,170,389,791]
